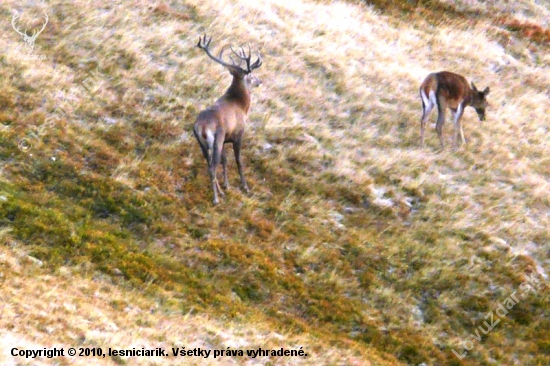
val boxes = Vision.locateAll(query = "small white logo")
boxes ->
[12,12,48,54]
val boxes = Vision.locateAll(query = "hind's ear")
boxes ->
[471,82,478,91]
[483,87,490,96]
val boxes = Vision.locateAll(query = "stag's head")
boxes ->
[245,74,262,89]
[470,82,490,122]
[196,34,262,80]
[12,12,49,53]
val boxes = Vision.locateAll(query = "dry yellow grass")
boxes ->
[0,0,548,364]
[0,243,390,365]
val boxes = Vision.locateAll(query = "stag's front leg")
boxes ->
[233,139,249,194]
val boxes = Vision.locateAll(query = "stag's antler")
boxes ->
[197,34,240,70]
[229,44,262,73]
[197,34,261,74]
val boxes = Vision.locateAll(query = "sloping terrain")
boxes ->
[0,0,549,365]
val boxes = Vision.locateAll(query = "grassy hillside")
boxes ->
[0,0,549,364]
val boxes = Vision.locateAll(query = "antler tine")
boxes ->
[228,54,239,67]
[234,43,261,73]
[229,45,254,71]
[229,46,244,59]
[241,46,251,72]
[197,34,262,73]
[220,46,239,67]
[249,52,262,71]
[247,44,255,71]
[196,34,209,49]
[244,46,253,67]
[197,34,245,71]
[196,34,206,48]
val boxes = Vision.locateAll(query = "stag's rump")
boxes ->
[193,108,223,150]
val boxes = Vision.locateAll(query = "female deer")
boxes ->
[193,35,262,205]
[420,71,490,149]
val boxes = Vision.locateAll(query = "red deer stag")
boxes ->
[420,71,490,149]
[193,35,262,205]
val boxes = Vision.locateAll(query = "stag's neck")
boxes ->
[224,76,251,112]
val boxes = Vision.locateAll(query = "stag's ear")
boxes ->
[483,86,490,96]
[471,82,478,91]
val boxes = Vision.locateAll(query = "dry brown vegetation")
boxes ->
[0,0,549,365]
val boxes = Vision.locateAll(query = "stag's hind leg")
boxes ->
[233,139,249,194]
[209,131,226,205]
[193,127,221,196]
[221,147,229,190]
[193,128,211,165]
